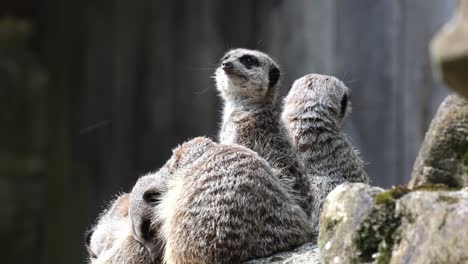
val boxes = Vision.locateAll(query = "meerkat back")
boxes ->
[157,138,313,264]
[215,48,313,216]
[281,74,369,233]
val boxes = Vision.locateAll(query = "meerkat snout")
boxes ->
[216,48,280,102]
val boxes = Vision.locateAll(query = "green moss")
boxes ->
[413,183,459,192]
[374,186,411,205]
[462,150,468,178]
[354,202,401,263]
[437,195,459,204]
[324,218,339,232]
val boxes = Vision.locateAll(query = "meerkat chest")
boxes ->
[220,119,238,144]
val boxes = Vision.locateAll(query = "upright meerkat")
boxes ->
[281,74,369,233]
[85,194,154,264]
[215,48,313,215]
[155,137,313,264]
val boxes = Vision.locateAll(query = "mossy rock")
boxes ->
[410,94,468,189]
[318,183,468,264]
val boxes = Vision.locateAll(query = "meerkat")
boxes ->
[281,74,369,234]
[85,194,154,264]
[154,137,313,264]
[215,48,313,215]
[128,171,167,263]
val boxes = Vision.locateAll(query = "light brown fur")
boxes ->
[157,137,313,264]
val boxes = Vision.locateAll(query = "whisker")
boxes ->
[79,120,112,134]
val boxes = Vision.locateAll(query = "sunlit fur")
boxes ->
[129,172,168,262]
[281,74,369,235]
[86,194,153,264]
[216,49,313,217]
[157,137,313,264]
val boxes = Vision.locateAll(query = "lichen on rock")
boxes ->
[317,182,468,264]
[390,190,468,264]
[317,183,384,263]
[409,94,468,189]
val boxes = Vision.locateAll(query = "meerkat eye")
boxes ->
[221,54,230,62]
[239,55,260,69]
[143,191,161,204]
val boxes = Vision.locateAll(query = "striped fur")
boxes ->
[216,49,313,216]
[281,74,369,234]
[158,137,313,264]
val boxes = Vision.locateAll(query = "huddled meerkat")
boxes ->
[281,74,369,233]
[215,48,313,215]
[85,194,153,264]
[128,171,167,263]
[155,137,313,264]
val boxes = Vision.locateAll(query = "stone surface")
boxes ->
[431,0,468,99]
[318,182,468,264]
[317,183,384,263]
[390,190,468,264]
[245,243,321,264]
[409,94,468,188]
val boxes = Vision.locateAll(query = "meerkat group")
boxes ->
[85,49,368,264]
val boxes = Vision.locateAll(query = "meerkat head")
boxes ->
[166,136,216,172]
[127,137,215,261]
[85,194,153,264]
[215,48,281,103]
[287,74,351,124]
[129,172,167,262]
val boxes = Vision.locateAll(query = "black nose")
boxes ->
[222,61,233,69]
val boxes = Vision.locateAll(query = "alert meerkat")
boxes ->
[85,194,153,264]
[215,48,313,215]
[281,74,369,233]
[156,137,313,264]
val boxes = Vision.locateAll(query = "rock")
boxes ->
[318,182,468,264]
[409,94,468,189]
[430,0,468,99]
[317,183,384,263]
[390,190,468,264]
[244,243,322,264]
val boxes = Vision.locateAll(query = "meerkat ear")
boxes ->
[269,66,280,88]
[340,93,348,118]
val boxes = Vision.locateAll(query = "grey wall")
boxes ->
[0,0,458,263]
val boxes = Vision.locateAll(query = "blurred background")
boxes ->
[0,0,458,263]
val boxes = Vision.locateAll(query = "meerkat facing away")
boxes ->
[215,48,313,216]
[85,194,153,264]
[281,74,369,234]
[155,137,313,264]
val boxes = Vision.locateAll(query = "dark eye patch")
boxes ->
[143,191,161,204]
[239,55,260,69]
[268,66,280,88]
[340,94,348,117]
